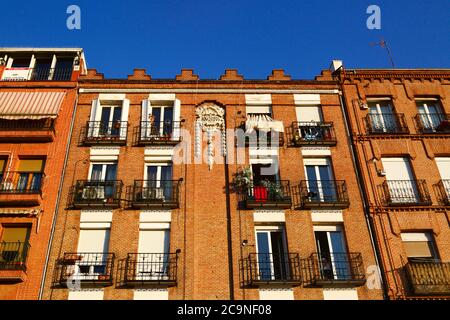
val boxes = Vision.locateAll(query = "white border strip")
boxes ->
[80,88,341,94]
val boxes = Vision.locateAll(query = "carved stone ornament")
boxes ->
[195,103,227,170]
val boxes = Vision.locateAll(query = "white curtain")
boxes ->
[245,114,284,134]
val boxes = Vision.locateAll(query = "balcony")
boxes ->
[242,130,285,148]
[241,181,292,209]
[56,253,115,288]
[70,180,123,209]
[302,253,366,288]
[0,118,55,142]
[0,171,44,206]
[405,259,450,296]
[381,180,432,206]
[365,113,409,134]
[0,242,30,283]
[138,121,182,145]
[123,252,179,287]
[130,180,181,209]
[240,253,302,287]
[81,121,128,145]
[436,180,450,206]
[1,67,73,82]
[288,122,337,147]
[293,180,350,209]
[415,113,450,134]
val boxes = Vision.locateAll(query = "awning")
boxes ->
[245,114,284,134]
[0,209,39,216]
[0,91,66,120]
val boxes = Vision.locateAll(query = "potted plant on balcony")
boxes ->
[232,166,252,193]
[261,180,284,201]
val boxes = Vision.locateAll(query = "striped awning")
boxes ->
[0,91,66,120]
[0,209,39,216]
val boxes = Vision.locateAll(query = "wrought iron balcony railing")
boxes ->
[241,180,292,209]
[415,113,450,134]
[289,122,337,146]
[242,130,285,148]
[70,180,123,208]
[124,253,179,287]
[131,180,181,209]
[405,258,450,296]
[1,67,73,81]
[0,241,30,271]
[0,171,44,194]
[436,180,450,206]
[57,253,115,287]
[366,113,409,134]
[0,118,55,131]
[241,253,302,287]
[381,180,432,206]
[293,180,350,209]
[82,121,128,145]
[138,121,182,145]
[302,252,366,287]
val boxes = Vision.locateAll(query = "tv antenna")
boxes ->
[370,37,395,69]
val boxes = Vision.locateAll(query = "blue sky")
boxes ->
[1,0,449,79]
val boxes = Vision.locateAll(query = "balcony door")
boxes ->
[314,226,350,280]
[417,100,443,132]
[369,100,396,132]
[136,229,170,280]
[381,158,418,204]
[255,227,289,281]
[100,105,122,137]
[304,158,336,202]
[295,106,325,141]
[145,164,173,200]
[88,163,117,199]
[75,229,110,280]
[0,227,30,268]
[17,159,44,193]
[436,158,450,199]
[151,106,174,137]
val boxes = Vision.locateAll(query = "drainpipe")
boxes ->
[335,71,389,300]
[38,86,79,300]
[224,113,235,301]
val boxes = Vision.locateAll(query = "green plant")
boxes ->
[261,180,284,200]
[232,166,252,192]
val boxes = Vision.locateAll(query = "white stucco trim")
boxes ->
[323,289,359,300]
[311,210,344,223]
[259,289,294,300]
[301,147,332,157]
[140,210,172,223]
[254,210,286,223]
[80,210,113,223]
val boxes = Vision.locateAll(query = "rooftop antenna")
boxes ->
[370,37,395,69]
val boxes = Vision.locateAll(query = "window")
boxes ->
[53,57,73,81]
[255,226,289,281]
[381,157,418,204]
[75,229,111,278]
[0,226,31,267]
[401,232,438,262]
[11,57,31,68]
[251,163,278,183]
[17,159,45,192]
[304,158,337,202]
[0,158,6,182]
[136,228,171,280]
[314,226,350,280]
[88,98,129,141]
[86,163,118,199]
[436,157,450,198]
[32,58,52,80]
[99,105,122,137]
[295,106,323,123]
[149,105,174,137]
[368,100,397,132]
[144,163,173,200]
[416,100,445,132]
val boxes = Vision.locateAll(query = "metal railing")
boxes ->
[366,113,409,134]
[131,180,181,208]
[0,171,44,194]
[415,113,450,133]
[1,67,73,81]
[82,121,128,144]
[58,253,115,286]
[241,253,302,286]
[294,180,349,208]
[405,258,450,296]
[71,180,123,207]
[302,252,366,287]
[381,180,432,206]
[0,242,30,271]
[242,180,292,208]
[436,180,450,206]
[290,122,337,146]
[243,129,285,148]
[124,253,179,285]
[0,118,55,131]
[139,121,182,144]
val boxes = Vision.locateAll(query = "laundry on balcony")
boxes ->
[245,114,284,134]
